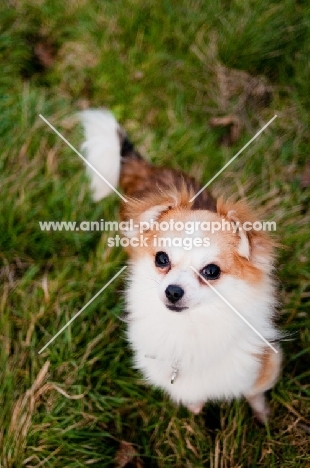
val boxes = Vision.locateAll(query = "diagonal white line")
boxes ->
[38,266,127,354]
[190,266,278,354]
[189,115,277,202]
[39,114,128,203]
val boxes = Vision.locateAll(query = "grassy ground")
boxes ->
[0,0,310,466]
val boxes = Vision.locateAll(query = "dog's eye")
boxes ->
[155,251,170,268]
[200,263,221,280]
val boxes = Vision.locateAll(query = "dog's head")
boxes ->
[122,187,275,314]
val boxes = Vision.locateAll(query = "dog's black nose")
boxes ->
[165,285,184,303]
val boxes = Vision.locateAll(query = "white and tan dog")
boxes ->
[80,109,281,423]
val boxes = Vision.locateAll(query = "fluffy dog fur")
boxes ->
[80,109,282,423]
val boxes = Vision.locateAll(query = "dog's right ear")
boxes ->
[120,183,194,237]
[120,198,176,238]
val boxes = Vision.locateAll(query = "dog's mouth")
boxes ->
[166,305,188,312]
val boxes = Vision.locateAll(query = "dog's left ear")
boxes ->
[226,209,251,259]
[217,198,274,262]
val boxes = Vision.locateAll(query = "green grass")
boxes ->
[0,0,310,466]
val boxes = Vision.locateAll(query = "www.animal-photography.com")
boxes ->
[1,1,309,467]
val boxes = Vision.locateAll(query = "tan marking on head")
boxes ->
[119,157,216,211]
[122,197,274,286]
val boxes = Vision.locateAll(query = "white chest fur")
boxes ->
[126,288,278,406]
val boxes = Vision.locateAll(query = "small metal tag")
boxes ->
[171,368,179,384]
[145,354,181,384]
[171,360,181,384]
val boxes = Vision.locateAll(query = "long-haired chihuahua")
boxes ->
[80,109,281,423]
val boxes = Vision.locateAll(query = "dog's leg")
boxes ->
[247,393,270,424]
[246,346,282,423]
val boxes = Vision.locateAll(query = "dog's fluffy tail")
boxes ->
[79,109,123,201]
[80,109,216,211]
[80,109,145,201]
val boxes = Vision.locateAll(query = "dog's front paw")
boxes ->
[186,402,204,415]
